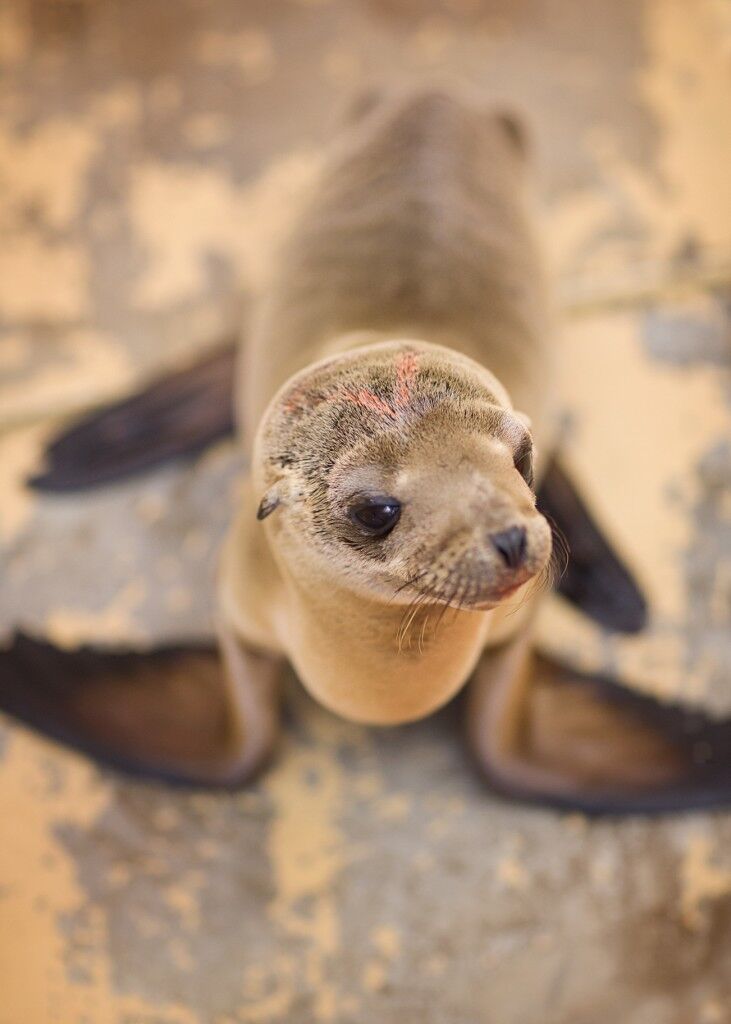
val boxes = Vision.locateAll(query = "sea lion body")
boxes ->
[220,90,556,724]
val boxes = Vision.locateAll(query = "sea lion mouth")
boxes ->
[391,568,542,651]
[395,568,537,612]
[490,580,527,600]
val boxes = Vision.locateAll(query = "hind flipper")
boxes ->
[0,624,282,787]
[465,629,731,815]
[29,342,237,493]
[537,457,648,634]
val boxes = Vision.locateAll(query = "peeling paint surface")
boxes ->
[1,1,730,1021]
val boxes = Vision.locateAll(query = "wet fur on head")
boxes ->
[253,339,552,611]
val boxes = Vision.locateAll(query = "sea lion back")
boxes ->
[243,88,552,442]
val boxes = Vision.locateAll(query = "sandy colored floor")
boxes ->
[1,1,731,1021]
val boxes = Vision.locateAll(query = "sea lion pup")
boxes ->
[211,88,724,807]
[218,89,554,730]
[9,88,731,811]
[224,340,552,726]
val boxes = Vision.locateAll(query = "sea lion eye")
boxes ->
[348,497,401,538]
[514,437,534,488]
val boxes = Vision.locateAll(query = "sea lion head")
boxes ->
[253,340,552,611]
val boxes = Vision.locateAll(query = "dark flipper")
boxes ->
[29,343,237,493]
[537,457,648,634]
[0,629,282,787]
[465,628,731,815]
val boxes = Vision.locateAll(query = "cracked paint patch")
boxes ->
[0,424,48,544]
[0,734,115,1024]
[680,833,731,931]
[45,579,148,649]
[128,151,320,309]
[0,118,98,232]
[0,328,134,429]
[259,710,357,1022]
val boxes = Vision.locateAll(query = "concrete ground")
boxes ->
[1,1,730,1021]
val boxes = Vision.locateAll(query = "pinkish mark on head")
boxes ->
[337,351,420,420]
[282,381,310,414]
[338,387,399,419]
[282,351,420,422]
[393,350,419,411]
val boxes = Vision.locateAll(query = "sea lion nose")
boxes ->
[490,526,527,569]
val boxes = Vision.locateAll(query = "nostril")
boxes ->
[491,526,527,569]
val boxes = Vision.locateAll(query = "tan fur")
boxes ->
[218,88,555,725]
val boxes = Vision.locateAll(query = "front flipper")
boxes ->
[465,629,731,814]
[28,334,648,641]
[537,458,648,635]
[0,625,282,787]
[29,342,237,493]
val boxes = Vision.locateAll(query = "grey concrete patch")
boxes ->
[1,441,245,645]
[642,299,731,367]
[53,688,731,1024]
[679,440,731,718]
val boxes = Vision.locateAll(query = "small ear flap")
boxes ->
[495,112,530,157]
[510,412,534,488]
[256,491,281,521]
[514,438,534,489]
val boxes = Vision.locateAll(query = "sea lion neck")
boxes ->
[278,567,494,725]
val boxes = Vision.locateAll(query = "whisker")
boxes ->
[502,558,555,621]
[397,580,437,652]
[542,512,570,585]
[418,610,430,654]
[453,577,470,617]
[434,579,461,636]
[415,581,442,654]
[464,574,481,609]
[399,599,424,652]
[390,570,429,605]
[401,581,442,651]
